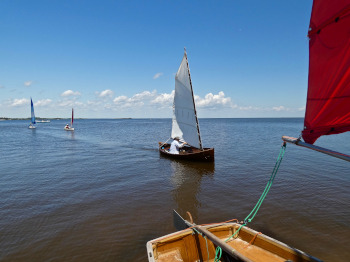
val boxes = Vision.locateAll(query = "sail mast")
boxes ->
[71,108,74,127]
[184,48,203,150]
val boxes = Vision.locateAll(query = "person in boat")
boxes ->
[169,137,187,154]
[65,124,69,129]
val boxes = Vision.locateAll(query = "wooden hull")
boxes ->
[159,142,214,162]
[146,223,321,262]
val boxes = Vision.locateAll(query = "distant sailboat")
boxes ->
[158,49,214,162]
[28,98,36,129]
[64,108,74,131]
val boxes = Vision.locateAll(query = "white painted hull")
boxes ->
[64,127,74,131]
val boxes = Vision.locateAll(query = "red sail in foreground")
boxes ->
[302,1,350,144]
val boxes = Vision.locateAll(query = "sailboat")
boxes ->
[147,1,350,261]
[28,98,36,129]
[64,108,74,131]
[159,49,214,162]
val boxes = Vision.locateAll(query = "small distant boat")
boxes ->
[28,98,36,129]
[159,49,214,162]
[64,108,74,131]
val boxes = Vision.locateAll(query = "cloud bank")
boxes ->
[0,89,305,118]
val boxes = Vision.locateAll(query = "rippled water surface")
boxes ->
[0,118,349,261]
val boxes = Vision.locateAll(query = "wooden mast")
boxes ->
[184,47,203,150]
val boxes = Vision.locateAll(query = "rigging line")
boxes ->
[214,143,287,261]
[244,143,286,223]
[159,138,172,148]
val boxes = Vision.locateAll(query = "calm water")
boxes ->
[0,118,349,262]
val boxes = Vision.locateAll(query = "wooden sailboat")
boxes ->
[147,1,350,261]
[64,108,74,131]
[28,97,36,129]
[159,49,214,162]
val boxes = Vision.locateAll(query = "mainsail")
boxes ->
[171,51,202,149]
[302,1,350,144]
[71,108,74,127]
[30,98,36,125]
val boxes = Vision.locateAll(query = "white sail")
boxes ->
[171,52,202,149]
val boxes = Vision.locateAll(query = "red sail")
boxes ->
[302,0,350,144]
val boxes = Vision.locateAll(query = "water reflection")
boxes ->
[170,161,214,222]
[65,130,75,139]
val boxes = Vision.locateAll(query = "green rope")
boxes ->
[244,142,286,223]
[215,143,287,261]
[214,245,222,262]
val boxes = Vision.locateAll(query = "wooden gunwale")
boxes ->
[158,142,214,162]
[147,223,322,262]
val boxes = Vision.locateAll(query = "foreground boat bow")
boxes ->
[147,211,321,262]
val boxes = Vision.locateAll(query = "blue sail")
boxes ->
[31,98,36,124]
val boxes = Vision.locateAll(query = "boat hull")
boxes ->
[28,125,36,129]
[158,142,214,162]
[147,222,321,262]
[64,127,74,131]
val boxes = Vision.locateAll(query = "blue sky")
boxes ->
[0,0,313,118]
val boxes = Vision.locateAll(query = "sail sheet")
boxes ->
[302,1,350,144]
[31,98,36,124]
[171,54,202,149]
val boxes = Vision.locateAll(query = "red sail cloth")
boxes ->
[302,0,350,144]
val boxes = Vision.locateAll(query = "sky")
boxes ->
[0,0,314,118]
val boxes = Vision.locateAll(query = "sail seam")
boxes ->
[308,5,350,37]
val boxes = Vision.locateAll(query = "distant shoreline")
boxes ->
[0,117,133,121]
[0,117,303,121]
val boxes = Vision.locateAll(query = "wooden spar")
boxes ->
[184,48,203,150]
[282,136,350,162]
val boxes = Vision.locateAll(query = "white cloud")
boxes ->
[61,90,81,97]
[111,90,236,111]
[35,99,52,107]
[195,91,237,109]
[57,99,83,107]
[98,89,114,98]
[151,90,174,105]
[238,106,259,111]
[153,72,163,79]
[24,81,32,87]
[113,95,129,103]
[11,98,29,106]
[132,90,156,101]
[272,106,289,112]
